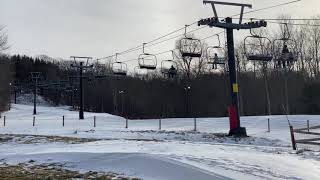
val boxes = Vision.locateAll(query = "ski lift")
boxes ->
[112,53,128,76]
[273,23,298,69]
[180,25,202,58]
[138,43,157,70]
[161,50,178,78]
[244,28,273,62]
[207,35,226,69]
[70,56,93,67]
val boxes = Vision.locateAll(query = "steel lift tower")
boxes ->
[198,1,268,136]
[31,72,42,115]
[70,56,93,120]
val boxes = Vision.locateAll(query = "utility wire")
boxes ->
[231,0,301,17]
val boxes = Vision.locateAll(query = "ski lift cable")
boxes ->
[266,21,320,27]
[95,26,208,62]
[230,0,301,18]
[252,18,320,21]
[128,0,301,56]
[217,17,320,22]
[97,0,301,62]
[118,21,201,55]
[96,22,202,61]
[120,26,209,56]
[118,30,226,64]
[201,30,225,41]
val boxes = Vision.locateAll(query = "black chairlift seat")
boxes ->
[279,53,296,62]
[139,64,157,70]
[162,68,177,75]
[247,54,273,61]
[182,52,202,58]
[213,61,225,65]
[113,71,127,76]
[209,56,225,65]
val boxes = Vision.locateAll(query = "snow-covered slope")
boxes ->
[0,104,319,180]
[1,104,319,144]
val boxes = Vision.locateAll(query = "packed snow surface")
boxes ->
[0,104,319,179]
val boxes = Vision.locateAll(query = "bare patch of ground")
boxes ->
[0,134,164,144]
[0,163,140,180]
[0,134,100,144]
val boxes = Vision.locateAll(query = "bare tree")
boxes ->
[0,26,9,53]
[307,16,320,77]
[293,23,308,73]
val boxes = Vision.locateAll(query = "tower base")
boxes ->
[228,127,247,137]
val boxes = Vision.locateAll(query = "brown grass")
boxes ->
[0,163,140,180]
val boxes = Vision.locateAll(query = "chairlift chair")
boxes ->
[112,54,128,76]
[273,24,298,69]
[161,60,178,78]
[244,28,273,62]
[161,51,178,78]
[180,25,202,58]
[112,62,128,76]
[138,43,157,70]
[206,35,226,69]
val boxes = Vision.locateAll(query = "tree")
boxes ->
[307,16,320,77]
[0,26,11,112]
[0,26,9,53]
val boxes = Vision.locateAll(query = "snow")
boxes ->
[0,104,320,179]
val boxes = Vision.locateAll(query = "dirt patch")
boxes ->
[0,163,140,180]
[0,134,166,144]
[0,134,100,144]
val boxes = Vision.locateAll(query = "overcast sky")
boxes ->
[0,0,319,65]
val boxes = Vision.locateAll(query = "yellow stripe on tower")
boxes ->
[233,83,238,93]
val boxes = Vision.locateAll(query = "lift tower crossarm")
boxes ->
[202,0,252,25]
[203,0,252,8]
[198,18,267,29]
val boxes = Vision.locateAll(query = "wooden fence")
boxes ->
[290,122,320,150]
